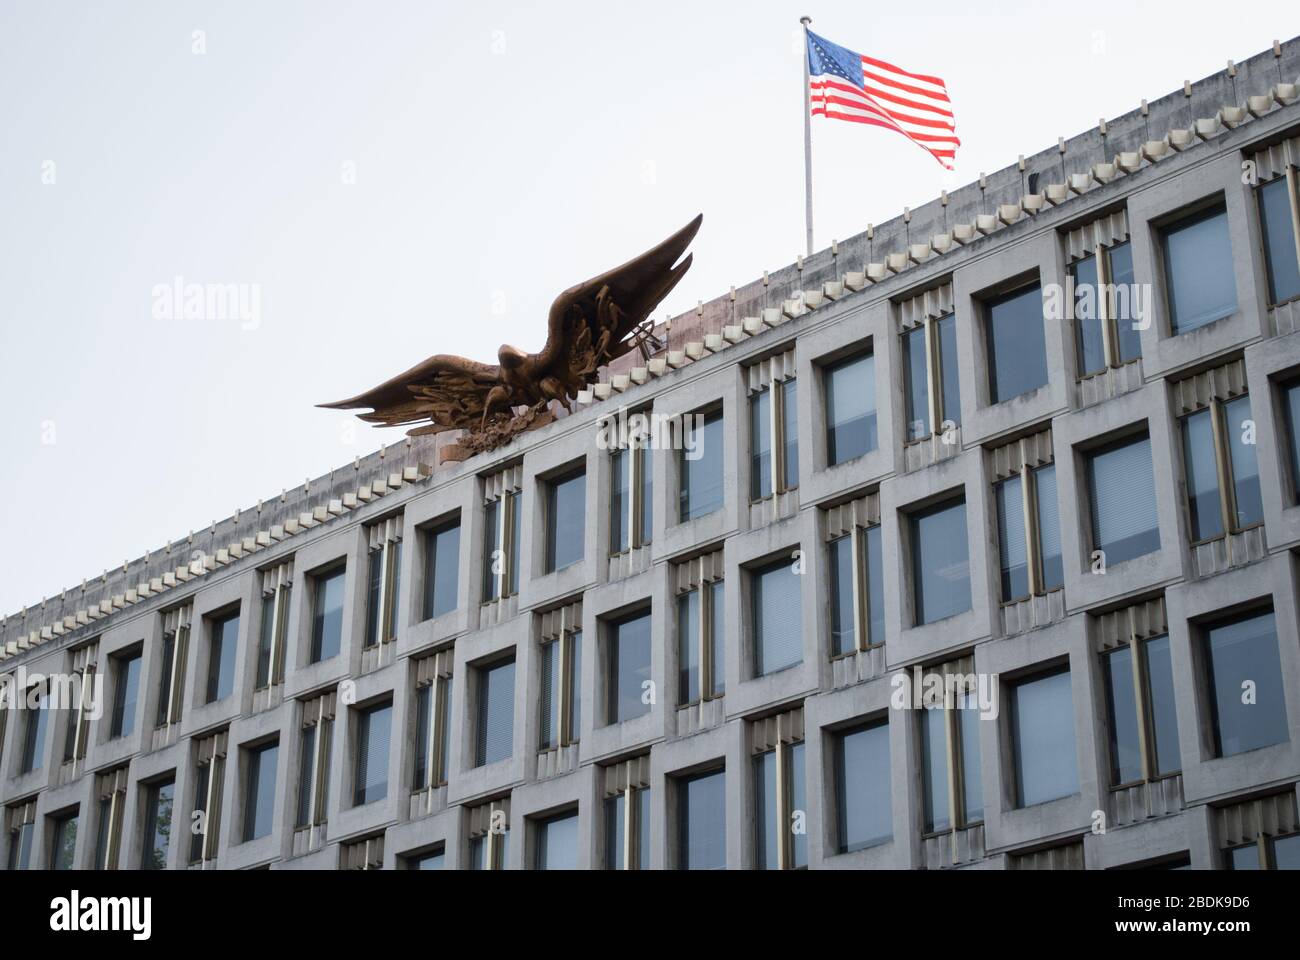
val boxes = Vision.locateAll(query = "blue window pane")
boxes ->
[112,653,142,738]
[678,591,699,703]
[546,471,586,572]
[1012,670,1079,807]
[142,781,173,869]
[1104,646,1143,785]
[1109,243,1143,363]
[536,811,578,870]
[311,568,345,662]
[828,536,855,656]
[1162,204,1237,334]
[1145,636,1181,777]
[825,353,877,465]
[679,770,726,870]
[244,743,279,841]
[920,706,949,833]
[1228,845,1260,870]
[1088,435,1160,565]
[1259,177,1300,306]
[937,315,962,428]
[354,703,391,806]
[958,691,984,823]
[610,447,629,553]
[750,388,772,500]
[708,581,724,699]
[481,499,500,601]
[605,794,626,870]
[986,284,1049,402]
[425,520,460,620]
[865,525,884,645]
[911,499,971,625]
[1073,254,1107,376]
[782,379,799,489]
[412,850,444,870]
[207,613,239,703]
[680,410,724,520]
[1224,395,1262,528]
[996,475,1029,603]
[902,326,930,441]
[476,658,515,765]
[1182,410,1223,541]
[1205,610,1287,757]
[835,721,891,852]
[1035,464,1063,591]
[1273,834,1300,870]
[790,742,807,868]
[1285,380,1300,501]
[608,611,651,723]
[754,751,778,870]
[752,559,802,675]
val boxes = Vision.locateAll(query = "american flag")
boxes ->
[806,29,960,170]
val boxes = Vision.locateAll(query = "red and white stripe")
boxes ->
[811,55,960,170]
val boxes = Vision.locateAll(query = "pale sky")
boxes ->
[1,0,1297,616]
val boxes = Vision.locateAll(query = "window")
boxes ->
[354,702,392,806]
[995,461,1063,603]
[833,719,892,853]
[751,556,803,675]
[753,712,806,870]
[1203,609,1288,757]
[475,656,516,766]
[93,769,127,870]
[205,610,239,704]
[62,653,96,764]
[1071,240,1142,376]
[902,313,961,442]
[534,809,579,870]
[364,525,402,648]
[1179,393,1262,543]
[604,767,650,871]
[482,488,522,602]
[255,566,290,689]
[141,779,174,869]
[467,800,510,870]
[829,525,884,656]
[413,652,453,793]
[677,768,726,870]
[20,684,49,773]
[1227,833,1300,870]
[1086,433,1160,566]
[984,282,1049,403]
[49,811,78,870]
[189,732,226,864]
[824,352,877,465]
[423,517,460,619]
[909,497,971,626]
[310,565,346,663]
[750,373,799,500]
[610,432,652,554]
[243,741,279,842]
[919,670,984,835]
[679,408,724,521]
[1280,376,1300,502]
[606,609,651,724]
[545,468,586,572]
[1103,633,1180,786]
[156,606,190,727]
[297,695,333,830]
[540,612,581,750]
[1160,202,1237,334]
[406,848,445,870]
[1257,169,1300,306]
[1010,669,1079,807]
[678,579,724,704]
[6,804,34,870]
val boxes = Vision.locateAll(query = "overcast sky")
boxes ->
[1,1,1297,616]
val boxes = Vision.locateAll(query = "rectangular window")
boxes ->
[824,352,878,465]
[1103,635,1180,785]
[413,657,452,791]
[607,610,651,724]
[1072,240,1142,377]
[677,768,726,870]
[919,679,984,834]
[677,579,724,704]
[93,771,126,870]
[49,812,78,870]
[21,686,48,773]
[109,651,141,739]
[605,786,650,871]
[1258,171,1300,306]
[6,808,34,871]
[364,536,401,648]
[354,702,392,806]
[1010,669,1079,807]
[423,518,460,620]
[610,437,652,554]
[467,800,509,870]
[475,656,516,766]
[243,741,279,842]
[833,720,892,853]
[985,283,1049,403]
[1161,202,1237,334]
[156,610,190,727]
[910,498,971,625]
[1180,395,1262,542]
[1086,433,1160,566]
[902,313,961,442]
[310,566,346,663]
[829,522,884,656]
[189,734,226,864]
[255,571,290,689]
[995,462,1063,604]
[296,711,333,829]
[750,376,799,499]
[679,408,724,521]
[751,557,803,675]
[206,610,239,703]
[540,627,582,749]
[545,468,586,573]
[754,738,806,870]
[482,490,522,602]
[141,779,174,869]
[407,848,445,870]
[534,810,579,870]
[63,658,96,764]
[1281,377,1300,502]
[1204,609,1288,757]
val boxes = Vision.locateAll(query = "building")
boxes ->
[4,38,1300,873]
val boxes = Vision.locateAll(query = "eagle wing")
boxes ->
[533,214,702,393]
[317,354,500,434]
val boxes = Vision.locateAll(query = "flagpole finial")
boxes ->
[800,16,812,24]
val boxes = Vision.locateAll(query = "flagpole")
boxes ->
[801,16,814,257]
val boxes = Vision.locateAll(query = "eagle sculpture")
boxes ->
[320,214,703,462]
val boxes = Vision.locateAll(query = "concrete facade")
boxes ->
[4,38,1300,871]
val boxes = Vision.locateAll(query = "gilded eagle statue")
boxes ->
[320,214,703,462]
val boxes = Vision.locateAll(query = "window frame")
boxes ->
[675,557,724,707]
[1254,162,1300,308]
[1069,239,1142,379]
[917,663,984,840]
[482,487,522,603]
[363,527,402,649]
[981,278,1050,405]
[1177,390,1262,546]
[822,349,878,467]
[751,710,806,870]
[901,310,960,444]
[474,654,517,767]
[543,465,587,574]
[993,449,1062,606]
[748,367,799,502]
[539,604,582,751]
[255,568,290,690]
[422,515,461,621]
[140,777,175,869]
[609,427,653,555]
[309,562,347,664]
[1157,198,1238,336]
